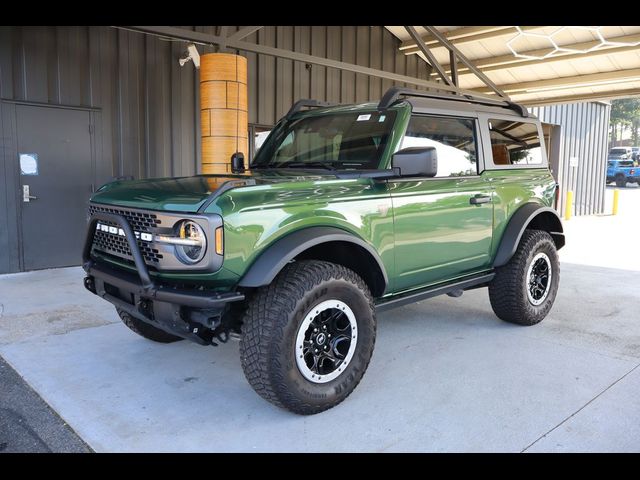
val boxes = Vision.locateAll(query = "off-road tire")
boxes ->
[489,229,560,326]
[615,175,626,188]
[239,260,376,415]
[116,308,183,343]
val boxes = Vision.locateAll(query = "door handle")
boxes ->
[470,194,491,205]
[23,185,38,202]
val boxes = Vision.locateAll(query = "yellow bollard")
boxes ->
[564,190,573,221]
[612,189,620,216]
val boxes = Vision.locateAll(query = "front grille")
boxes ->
[88,204,164,265]
[88,205,161,232]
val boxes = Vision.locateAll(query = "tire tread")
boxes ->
[489,229,559,326]
[240,260,375,415]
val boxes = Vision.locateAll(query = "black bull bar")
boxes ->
[82,212,244,343]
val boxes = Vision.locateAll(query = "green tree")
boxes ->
[610,98,640,145]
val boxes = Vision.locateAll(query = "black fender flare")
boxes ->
[237,226,389,294]
[493,203,565,267]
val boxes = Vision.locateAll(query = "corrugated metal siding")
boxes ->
[226,25,428,125]
[1,26,425,182]
[0,25,427,273]
[0,26,198,182]
[529,102,611,216]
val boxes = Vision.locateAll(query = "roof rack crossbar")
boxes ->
[378,87,529,117]
[286,99,339,118]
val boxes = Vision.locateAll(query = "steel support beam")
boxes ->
[217,26,229,51]
[449,50,458,87]
[121,25,465,92]
[400,26,543,54]
[423,26,508,99]
[228,26,263,41]
[473,68,640,95]
[120,26,226,45]
[518,88,640,106]
[429,33,640,78]
[404,26,454,87]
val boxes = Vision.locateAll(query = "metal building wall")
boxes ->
[0,25,426,273]
[201,26,430,125]
[0,26,426,177]
[529,102,611,216]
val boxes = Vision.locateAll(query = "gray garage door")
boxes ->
[17,105,93,270]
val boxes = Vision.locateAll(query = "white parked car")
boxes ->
[609,146,633,159]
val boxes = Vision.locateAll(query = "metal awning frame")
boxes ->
[117,25,510,102]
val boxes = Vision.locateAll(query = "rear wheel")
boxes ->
[615,175,627,188]
[116,308,183,343]
[489,230,560,326]
[240,260,376,415]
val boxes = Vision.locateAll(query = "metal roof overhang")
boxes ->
[385,26,640,106]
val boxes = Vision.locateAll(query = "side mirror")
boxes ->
[392,147,438,177]
[231,152,245,174]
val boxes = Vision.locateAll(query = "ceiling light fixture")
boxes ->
[507,26,640,60]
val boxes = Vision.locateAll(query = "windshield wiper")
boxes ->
[273,161,337,171]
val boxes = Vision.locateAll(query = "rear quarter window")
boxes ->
[488,119,544,167]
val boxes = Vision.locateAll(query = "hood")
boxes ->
[90,170,335,212]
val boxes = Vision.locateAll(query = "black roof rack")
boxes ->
[378,87,528,118]
[286,99,340,118]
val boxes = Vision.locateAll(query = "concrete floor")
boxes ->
[0,356,91,452]
[1,186,639,452]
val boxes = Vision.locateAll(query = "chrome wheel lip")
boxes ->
[526,252,552,306]
[295,299,358,384]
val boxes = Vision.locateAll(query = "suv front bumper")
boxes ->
[83,211,244,344]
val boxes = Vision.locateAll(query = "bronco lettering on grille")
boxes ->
[95,222,153,242]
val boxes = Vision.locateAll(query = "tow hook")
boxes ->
[189,323,232,346]
[83,276,96,294]
[212,329,230,346]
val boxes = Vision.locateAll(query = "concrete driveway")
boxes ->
[1,187,639,452]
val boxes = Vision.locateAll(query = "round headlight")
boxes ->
[175,221,207,264]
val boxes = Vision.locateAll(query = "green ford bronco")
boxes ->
[83,87,564,415]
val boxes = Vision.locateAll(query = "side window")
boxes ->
[401,115,478,177]
[248,124,273,162]
[253,127,272,153]
[488,119,543,166]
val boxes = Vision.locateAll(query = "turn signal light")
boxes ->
[215,227,224,255]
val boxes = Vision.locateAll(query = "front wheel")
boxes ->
[489,229,560,326]
[239,260,376,415]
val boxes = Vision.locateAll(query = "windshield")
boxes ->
[609,148,628,155]
[609,159,634,167]
[251,110,397,170]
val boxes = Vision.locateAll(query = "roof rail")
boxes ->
[378,87,529,118]
[286,99,339,118]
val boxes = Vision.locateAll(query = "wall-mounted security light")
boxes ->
[179,43,200,69]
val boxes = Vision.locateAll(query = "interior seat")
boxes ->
[492,144,511,165]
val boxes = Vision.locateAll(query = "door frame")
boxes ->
[0,99,101,272]
[387,112,494,292]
